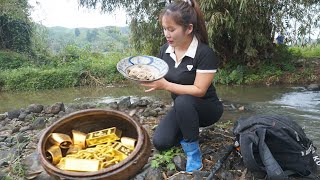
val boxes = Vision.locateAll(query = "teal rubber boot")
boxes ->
[180,140,203,173]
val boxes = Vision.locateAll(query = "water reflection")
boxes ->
[269,89,320,147]
[271,91,320,113]
[0,84,171,113]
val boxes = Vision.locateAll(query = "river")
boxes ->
[0,83,319,147]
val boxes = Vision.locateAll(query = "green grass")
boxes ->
[289,45,320,58]
[0,50,130,91]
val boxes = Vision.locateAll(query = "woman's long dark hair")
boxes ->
[160,0,208,44]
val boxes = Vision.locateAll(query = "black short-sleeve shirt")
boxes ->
[158,39,219,100]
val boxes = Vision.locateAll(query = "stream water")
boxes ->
[0,84,319,146]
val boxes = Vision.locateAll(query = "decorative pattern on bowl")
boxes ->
[117,56,169,82]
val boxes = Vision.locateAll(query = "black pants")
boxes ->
[153,94,224,151]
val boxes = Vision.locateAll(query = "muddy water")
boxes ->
[0,84,319,146]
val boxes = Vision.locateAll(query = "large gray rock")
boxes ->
[307,84,320,91]
[27,104,44,113]
[118,97,131,109]
[7,109,21,119]
[44,102,65,114]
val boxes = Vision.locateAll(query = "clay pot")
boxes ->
[38,109,151,180]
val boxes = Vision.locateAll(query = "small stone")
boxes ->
[47,113,55,117]
[108,102,118,110]
[0,130,12,136]
[0,136,5,142]
[135,98,150,107]
[168,173,192,180]
[192,170,210,180]
[118,97,131,109]
[65,107,76,114]
[166,170,175,177]
[34,171,56,180]
[58,111,66,117]
[145,168,163,180]
[157,111,166,115]
[32,117,46,130]
[173,155,186,171]
[18,112,28,121]
[11,126,20,134]
[47,117,58,124]
[19,126,32,132]
[15,133,29,143]
[4,137,14,144]
[129,109,137,116]
[0,114,7,121]
[0,148,20,167]
[23,152,42,172]
[25,114,35,121]
[220,171,234,180]
[238,106,245,111]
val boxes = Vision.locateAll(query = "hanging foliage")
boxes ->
[0,0,32,52]
[79,0,320,65]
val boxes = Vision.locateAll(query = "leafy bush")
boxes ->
[1,67,79,91]
[0,51,30,70]
[272,44,295,61]
[214,65,244,85]
[151,147,183,171]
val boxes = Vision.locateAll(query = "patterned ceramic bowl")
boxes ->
[117,56,169,82]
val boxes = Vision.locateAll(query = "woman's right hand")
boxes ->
[140,78,170,92]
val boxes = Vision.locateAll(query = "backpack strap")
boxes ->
[240,128,289,180]
[239,133,261,171]
[256,128,288,180]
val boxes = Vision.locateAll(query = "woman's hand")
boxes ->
[140,78,169,92]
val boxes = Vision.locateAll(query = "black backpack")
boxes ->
[233,115,319,180]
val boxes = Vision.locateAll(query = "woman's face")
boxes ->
[162,15,192,48]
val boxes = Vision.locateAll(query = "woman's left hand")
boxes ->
[140,78,169,92]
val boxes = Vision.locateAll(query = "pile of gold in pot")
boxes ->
[45,127,136,172]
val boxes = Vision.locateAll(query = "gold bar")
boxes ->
[46,145,62,165]
[72,130,87,149]
[66,144,83,155]
[56,157,66,170]
[64,158,100,172]
[86,127,122,147]
[120,137,136,150]
[112,142,133,161]
[49,133,72,149]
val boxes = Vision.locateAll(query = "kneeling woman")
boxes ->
[141,0,224,173]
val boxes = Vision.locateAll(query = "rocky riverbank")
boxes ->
[0,97,296,180]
